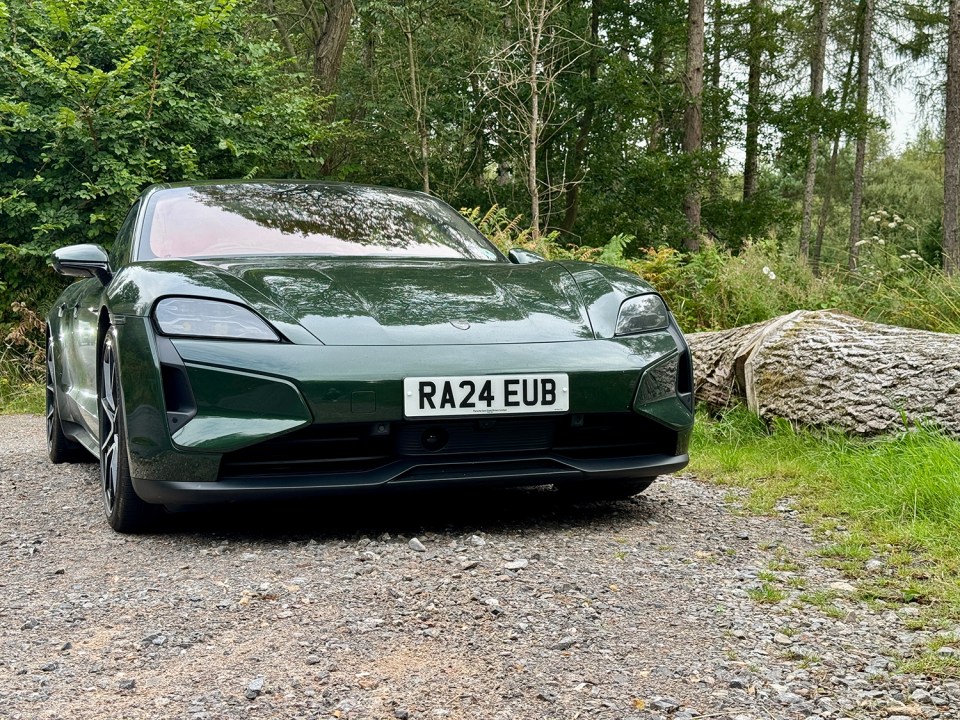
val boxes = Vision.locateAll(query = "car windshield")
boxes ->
[137,183,503,262]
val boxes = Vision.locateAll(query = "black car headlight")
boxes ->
[615,294,670,336]
[153,298,280,341]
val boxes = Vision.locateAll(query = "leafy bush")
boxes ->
[0,0,344,323]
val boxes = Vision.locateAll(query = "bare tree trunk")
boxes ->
[847,0,874,271]
[707,0,723,191]
[742,0,762,201]
[561,0,600,234]
[401,23,430,194]
[812,39,858,275]
[688,310,960,436]
[799,0,830,260]
[944,0,960,274]
[682,0,706,251]
[528,20,542,240]
[649,22,666,152]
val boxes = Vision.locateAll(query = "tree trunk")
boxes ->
[812,38,858,275]
[742,0,762,201]
[707,0,724,191]
[847,0,874,271]
[401,23,430,194]
[798,0,830,260]
[649,21,666,153]
[688,310,960,436]
[311,0,355,95]
[944,0,960,274]
[561,0,600,234]
[529,30,541,240]
[682,0,706,251]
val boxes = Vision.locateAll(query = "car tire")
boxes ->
[554,477,655,501]
[99,328,158,533]
[46,334,89,464]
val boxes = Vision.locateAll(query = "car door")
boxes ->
[60,202,141,437]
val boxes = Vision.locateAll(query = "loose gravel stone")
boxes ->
[245,676,264,699]
[1,413,956,719]
[407,537,427,552]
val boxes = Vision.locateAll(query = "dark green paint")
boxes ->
[47,181,693,491]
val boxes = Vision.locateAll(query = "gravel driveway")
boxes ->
[1,414,956,720]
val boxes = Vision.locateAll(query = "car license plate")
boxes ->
[403,374,569,418]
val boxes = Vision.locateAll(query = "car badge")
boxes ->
[450,320,471,330]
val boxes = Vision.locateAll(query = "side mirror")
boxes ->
[508,248,545,264]
[52,244,113,285]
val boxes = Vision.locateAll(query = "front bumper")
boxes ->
[132,452,689,504]
[115,316,693,501]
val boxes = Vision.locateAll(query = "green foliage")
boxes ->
[0,0,343,322]
[476,208,960,336]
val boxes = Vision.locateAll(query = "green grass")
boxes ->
[747,583,787,604]
[692,406,960,675]
[0,358,44,415]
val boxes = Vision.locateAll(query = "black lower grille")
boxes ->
[218,413,676,479]
[396,418,554,456]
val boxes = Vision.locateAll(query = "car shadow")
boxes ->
[155,483,668,543]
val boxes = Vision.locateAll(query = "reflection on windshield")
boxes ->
[139,183,502,262]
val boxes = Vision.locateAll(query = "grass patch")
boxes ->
[747,583,787,604]
[0,353,44,415]
[691,407,960,624]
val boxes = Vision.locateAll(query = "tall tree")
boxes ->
[682,0,706,250]
[945,0,960,274]
[260,0,354,94]
[487,0,580,239]
[847,0,874,271]
[742,0,763,201]
[812,35,857,275]
[560,0,600,233]
[707,0,725,190]
[798,0,830,260]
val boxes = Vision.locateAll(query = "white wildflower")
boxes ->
[877,238,885,245]
[767,271,776,280]
[893,214,903,223]
[868,215,879,223]
[888,222,897,229]
[855,239,868,247]
[762,266,771,275]
[905,225,915,232]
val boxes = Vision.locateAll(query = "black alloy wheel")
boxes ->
[46,333,87,463]
[99,328,157,532]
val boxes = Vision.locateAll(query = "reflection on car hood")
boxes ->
[205,258,595,345]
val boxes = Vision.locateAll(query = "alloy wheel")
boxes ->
[45,335,57,454]
[100,335,121,515]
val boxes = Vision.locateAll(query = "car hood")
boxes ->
[204,258,595,345]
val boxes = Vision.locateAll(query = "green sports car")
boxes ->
[46,181,693,532]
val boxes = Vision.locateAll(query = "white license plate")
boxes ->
[403,374,569,418]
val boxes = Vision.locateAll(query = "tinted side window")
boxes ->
[111,201,141,266]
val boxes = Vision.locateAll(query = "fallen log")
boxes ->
[687,310,960,436]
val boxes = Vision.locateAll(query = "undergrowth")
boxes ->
[467,205,960,335]
[0,302,45,415]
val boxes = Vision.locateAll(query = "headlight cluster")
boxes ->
[615,294,670,336]
[153,298,279,341]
